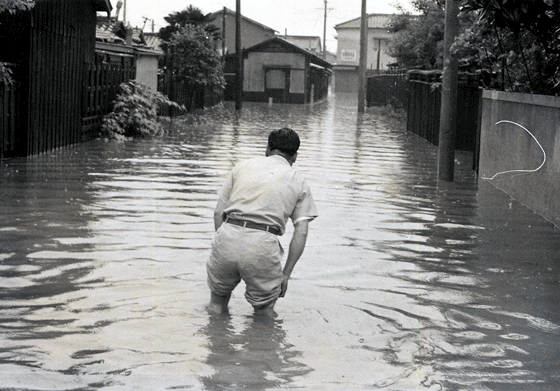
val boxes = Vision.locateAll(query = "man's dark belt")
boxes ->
[224,216,281,235]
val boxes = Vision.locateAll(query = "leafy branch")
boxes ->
[100,81,185,140]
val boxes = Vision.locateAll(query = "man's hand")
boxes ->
[280,275,289,298]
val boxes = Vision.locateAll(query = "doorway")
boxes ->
[265,68,290,103]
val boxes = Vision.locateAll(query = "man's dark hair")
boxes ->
[268,128,300,156]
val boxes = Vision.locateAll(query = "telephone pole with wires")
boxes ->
[141,16,153,32]
[357,0,367,112]
[321,0,334,59]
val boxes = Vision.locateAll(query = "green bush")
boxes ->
[100,81,184,140]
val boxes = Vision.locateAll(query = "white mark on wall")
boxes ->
[481,120,547,181]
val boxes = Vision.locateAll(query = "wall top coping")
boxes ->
[483,89,560,109]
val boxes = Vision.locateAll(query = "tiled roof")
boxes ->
[144,33,162,51]
[95,17,146,47]
[335,14,394,30]
[96,20,125,44]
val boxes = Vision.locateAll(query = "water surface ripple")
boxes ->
[1,94,559,390]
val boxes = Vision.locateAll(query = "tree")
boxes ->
[388,0,560,95]
[459,0,560,94]
[0,0,34,84]
[159,5,219,53]
[169,24,225,95]
[387,0,446,69]
[0,0,34,14]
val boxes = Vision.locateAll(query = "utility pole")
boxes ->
[123,0,127,25]
[437,0,460,181]
[323,0,327,59]
[222,7,226,61]
[321,0,334,59]
[235,0,243,110]
[142,17,153,32]
[357,0,367,113]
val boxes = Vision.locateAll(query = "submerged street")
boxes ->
[1,93,559,390]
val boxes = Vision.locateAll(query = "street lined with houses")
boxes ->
[1,95,560,390]
[1,1,560,390]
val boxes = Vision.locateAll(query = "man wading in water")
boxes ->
[206,128,318,317]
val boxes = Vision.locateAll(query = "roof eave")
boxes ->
[92,0,112,15]
[243,37,332,68]
[210,7,278,34]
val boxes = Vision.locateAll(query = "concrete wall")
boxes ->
[135,55,159,92]
[479,90,560,227]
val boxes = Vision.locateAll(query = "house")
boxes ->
[333,14,397,92]
[280,35,322,57]
[0,0,112,157]
[240,37,332,104]
[208,7,277,55]
[95,16,163,92]
[76,15,165,136]
[277,34,337,64]
[208,8,277,101]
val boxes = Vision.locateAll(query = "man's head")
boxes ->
[267,128,300,160]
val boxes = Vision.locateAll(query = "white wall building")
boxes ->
[334,14,397,93]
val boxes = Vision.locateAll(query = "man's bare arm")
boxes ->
[280,219,309,298]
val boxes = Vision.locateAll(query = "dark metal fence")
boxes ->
[406,70,481,152]
[82,60,135,139]
[366,71,408,109]
[0,82,18,159]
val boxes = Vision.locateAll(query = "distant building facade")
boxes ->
[208,7,277,55]
[334,14,397,92]
[241,37,332,104]
[280,35,322,57]
[278,34,336,64]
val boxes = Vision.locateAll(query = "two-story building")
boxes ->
[208,7,277,55]
[334,14,397,93]
[281,35,322,57]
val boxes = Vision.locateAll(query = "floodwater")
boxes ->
[1,93,560,391]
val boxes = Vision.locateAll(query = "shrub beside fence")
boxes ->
[0,82,18,159]
[82,61,135,140]
[406,70,481,152]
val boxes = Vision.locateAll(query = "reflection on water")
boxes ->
[200,314,311,390]
[1,93,559,390]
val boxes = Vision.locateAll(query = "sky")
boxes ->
[120,0,412,53]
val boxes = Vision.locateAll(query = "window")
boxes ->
[266,69,287,89]
[341,50,357,62]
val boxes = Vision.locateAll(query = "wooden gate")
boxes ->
[0,82,18,159]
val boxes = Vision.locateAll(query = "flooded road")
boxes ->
[1,93,560,390]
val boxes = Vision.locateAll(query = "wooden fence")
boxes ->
[366,71,408,109]
[23,1,97,156]
[82,60,135,139]
[406,70,481,152]
[158,72,222,116]
[0,82,18,159]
